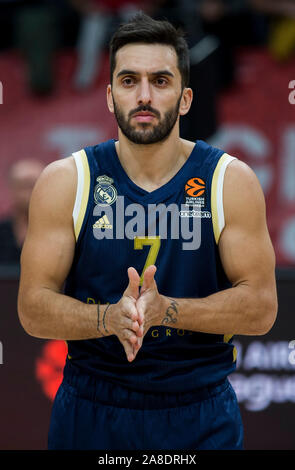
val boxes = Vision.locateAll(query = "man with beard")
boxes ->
[18,12,277,450]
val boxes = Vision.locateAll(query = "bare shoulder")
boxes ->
[224,158,262,190]
[223,158,266,227]
[35,156,76,189]
[29,156,77,224]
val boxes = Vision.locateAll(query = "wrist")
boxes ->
[97,303,113,337]
[158,295,170,326]
[159,296,180,327]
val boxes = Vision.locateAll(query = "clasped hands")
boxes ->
[99,265,168,362]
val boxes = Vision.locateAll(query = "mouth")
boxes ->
[132,111,156,123]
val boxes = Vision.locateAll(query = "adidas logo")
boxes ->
[93,214,112,229]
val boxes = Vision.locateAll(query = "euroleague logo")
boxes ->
[185,177,206,198]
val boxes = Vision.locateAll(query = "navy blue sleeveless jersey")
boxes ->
[63,139,237,393]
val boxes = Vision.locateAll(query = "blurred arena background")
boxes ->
[0,0,295,450]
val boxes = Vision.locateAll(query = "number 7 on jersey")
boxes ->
[134,236,161,285]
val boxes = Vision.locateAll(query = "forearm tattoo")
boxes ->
[102,303,111,334]
[97,303,111,336]
[161,298,179,326]
[97,303,105,336]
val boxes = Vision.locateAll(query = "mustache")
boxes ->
[128,105,160,120]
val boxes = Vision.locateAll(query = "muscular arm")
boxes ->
[139,160,278,337]
[17,157,101,340]
[17,159,141,362]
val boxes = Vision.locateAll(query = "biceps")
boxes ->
[218,223,276,288]
[20,225,75,292]
[19,158,77,293]
[218,159,276,289]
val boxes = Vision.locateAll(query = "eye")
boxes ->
[154,77,168,86]
[121,76,136,86]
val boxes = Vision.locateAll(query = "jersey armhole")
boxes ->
[72,149,91,242]
[211,153,236,245]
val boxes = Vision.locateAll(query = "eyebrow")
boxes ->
[116,69,175,79]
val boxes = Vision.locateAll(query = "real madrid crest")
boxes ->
[94,175,118,205]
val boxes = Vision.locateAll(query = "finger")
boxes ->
[137,335,144,348]
[122,301,140,323]
[138,324,144,337]
[120,339,135,362]
[141,265,157,293]
[136,324,144,337]
[121,338,136,362]
[136,300,145,325]
[124,267,141,299]
[124,318,142,334]
[133,340,141,350]
[130,316,144,338]
[122,328,139,344]
[129,321,144,337]
[133,337,143,359]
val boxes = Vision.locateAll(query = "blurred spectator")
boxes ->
[10,0,79,95]
[12,1,63,95]
[250,0,295,61]
[69,0,157,90]
[0,159,44,265]
[0,1,80,53]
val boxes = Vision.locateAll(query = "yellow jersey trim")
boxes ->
[223,334,237,363]
[213,152,237,364]
[73,149,90,241]
[224,334,233,344]
[211,153,236,244]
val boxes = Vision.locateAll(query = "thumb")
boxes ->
[124,267,140,299]
[141,265,157,293]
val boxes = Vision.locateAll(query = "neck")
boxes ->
[115,125,194,192]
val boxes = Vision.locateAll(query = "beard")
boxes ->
[112,93,182,145]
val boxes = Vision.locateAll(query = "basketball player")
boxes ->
[18,12,278,450]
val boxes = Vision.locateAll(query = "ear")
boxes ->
[107,84,114,114]
[179,87,193,117]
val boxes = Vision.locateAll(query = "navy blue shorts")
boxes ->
[48,368,244,450]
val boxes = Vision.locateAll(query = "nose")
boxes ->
[137,78,152,105]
